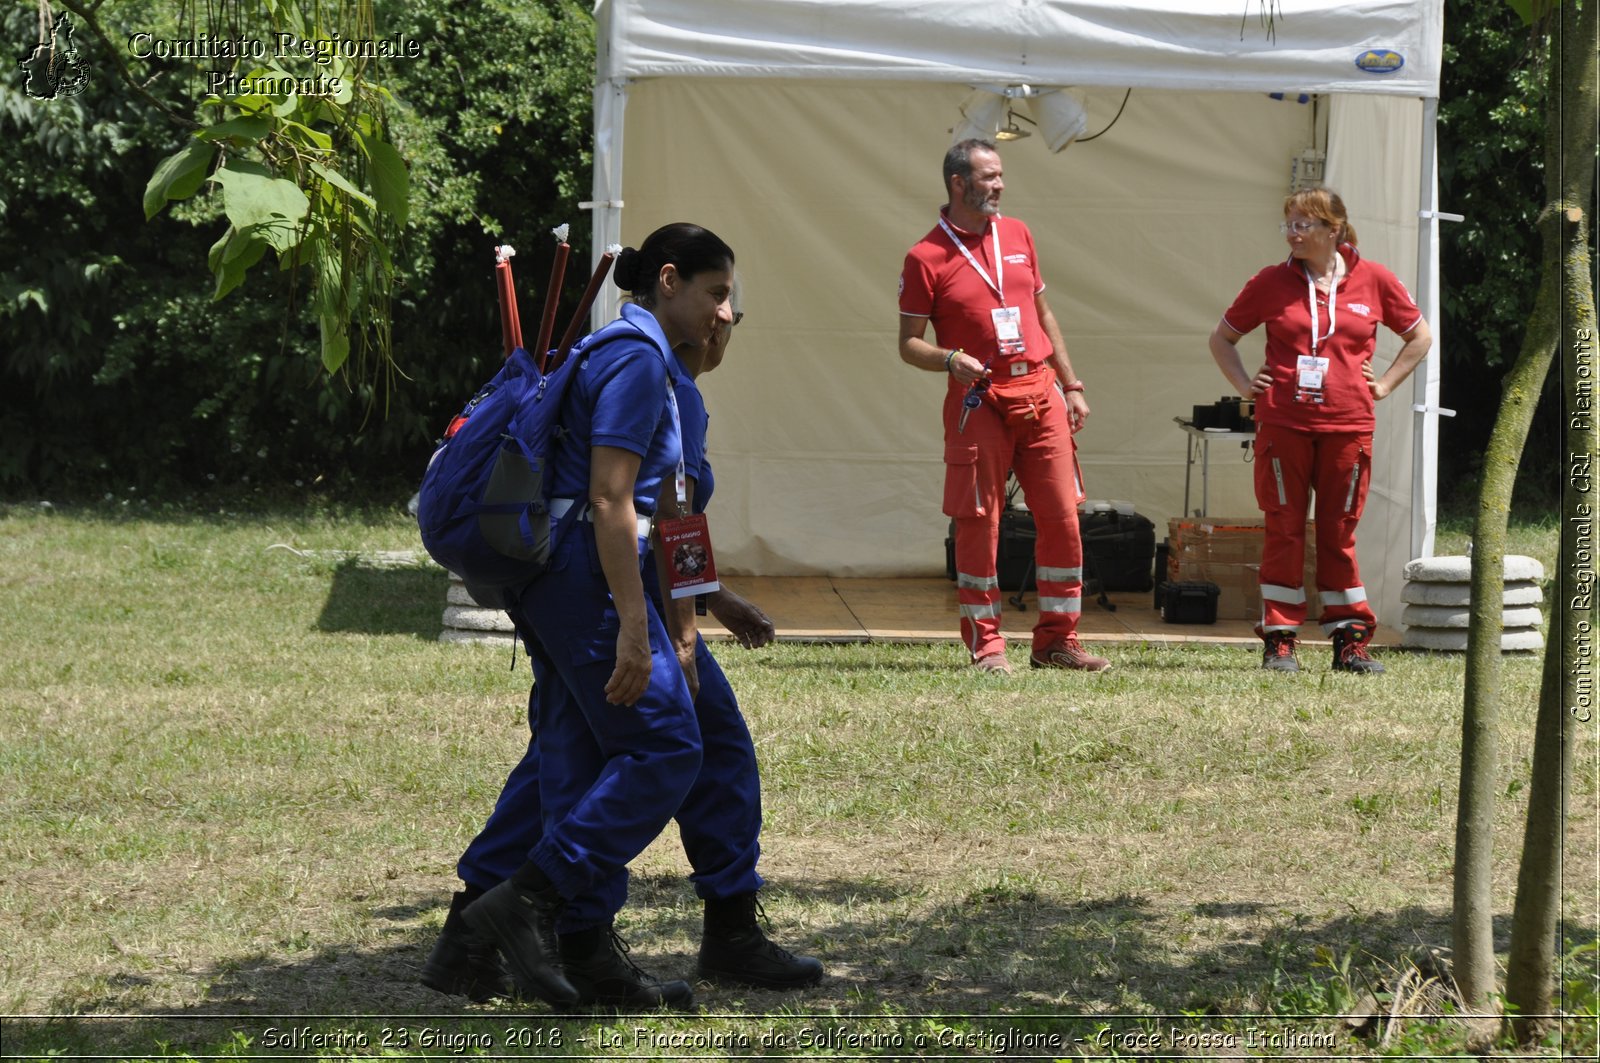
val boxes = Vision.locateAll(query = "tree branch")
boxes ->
[55,0,201,130]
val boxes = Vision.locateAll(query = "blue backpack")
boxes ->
[416,317,646,600]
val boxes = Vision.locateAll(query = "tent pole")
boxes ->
[1410,95,1442,562]
[585,78,629,332]
[585,4,628,332]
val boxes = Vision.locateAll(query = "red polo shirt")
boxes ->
[900,210,1051,384]
[1222,244,1423,432]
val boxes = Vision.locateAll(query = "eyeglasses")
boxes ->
[731,311,744,327]
[1279,220,1325,235]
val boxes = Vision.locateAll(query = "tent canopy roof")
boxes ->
[597,0,1443,96]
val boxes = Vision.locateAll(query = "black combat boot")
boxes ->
[1332,620,1385,674]
[420,889,513,1002]
[558,924,696,1011]
[1259,628,1301,672]
[698,893,824,989]
[461,863,578,1005]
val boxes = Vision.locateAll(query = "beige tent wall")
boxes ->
[619,78,1415,586]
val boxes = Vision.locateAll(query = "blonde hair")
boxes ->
[1284,187,1358,247]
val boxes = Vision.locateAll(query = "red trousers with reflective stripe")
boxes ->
[943,379,1083,659]
[1252,422,1378,633]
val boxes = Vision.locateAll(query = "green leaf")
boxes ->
[308,162,376,209]
[1506,0,1563,24]
[143,139,213,220]
[209,228,269,301]
[360,134,410,229]
[279,118,333,151]
[253,218,305,256]
[198,114,273,143]
[211,161,310,232]
[320,315,350,373]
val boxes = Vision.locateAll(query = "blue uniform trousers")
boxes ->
[456,524,763,930]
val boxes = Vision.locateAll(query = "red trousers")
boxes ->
[943,378,1083,659]
[1252,422,1379,634]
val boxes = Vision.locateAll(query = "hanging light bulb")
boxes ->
[993,108,1032,141]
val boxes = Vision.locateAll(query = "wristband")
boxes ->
[1063,380,1085,393]
[944,349,957,373]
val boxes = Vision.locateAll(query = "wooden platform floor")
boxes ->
[702,577,1400,648]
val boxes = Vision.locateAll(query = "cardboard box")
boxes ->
[1180,561,1260,620]
[1167,517,1320,620]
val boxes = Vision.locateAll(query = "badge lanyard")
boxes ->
[940,215,1023,431]
[1304,263,1339,357]
[664,377,687,513]
[938,215,1005,308]
[656,373,720,599]
[1294,261,1340,404]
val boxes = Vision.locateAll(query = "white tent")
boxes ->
[587,0,1448,626]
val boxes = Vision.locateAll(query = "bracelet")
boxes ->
[943,349,957,373]
[1063,380,1085,392]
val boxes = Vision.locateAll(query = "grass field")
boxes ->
[0,502,1594,1060]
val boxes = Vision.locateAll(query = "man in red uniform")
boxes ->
[898,139,1109,675]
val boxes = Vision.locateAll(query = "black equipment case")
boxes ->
[1157,580,1221,624]
[1079,505,1157,592]
[943,501,1157,596]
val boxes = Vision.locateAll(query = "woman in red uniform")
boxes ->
[1208,188,1432,673]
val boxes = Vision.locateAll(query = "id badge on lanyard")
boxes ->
[657,513,719,599]
[654,370,717,598]
[1296,266,1338,405]
[1295,354,1329,404]
[992,306,1026,358]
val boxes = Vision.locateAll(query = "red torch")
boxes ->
[494,244,523,358]
[535,224,571,371]
[550,246,620,370]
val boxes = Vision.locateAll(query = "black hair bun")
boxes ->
[612,247,640,289]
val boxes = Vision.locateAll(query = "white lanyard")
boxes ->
[664,374,688,510]
[1303,260,1339,356]
[938,215,1006,307]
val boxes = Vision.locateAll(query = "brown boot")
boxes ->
[1029,635,1111,672]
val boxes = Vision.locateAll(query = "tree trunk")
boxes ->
[1451,0,1581,1012]
[1453,250,1562,1015]
[1504,0,1598,1042]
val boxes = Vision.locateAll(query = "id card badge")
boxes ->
[1295,354,1329,404]
[991,306,1026,358]
[657,513,720,599]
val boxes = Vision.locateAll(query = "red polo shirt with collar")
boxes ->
[900,210,1051,384]
[1221,244,1423,432]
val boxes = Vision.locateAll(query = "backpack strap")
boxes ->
[531,314,659,540]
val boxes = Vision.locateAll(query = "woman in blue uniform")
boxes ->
[459,222,732,1009]
[425,232,821,1010]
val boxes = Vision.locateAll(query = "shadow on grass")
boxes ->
[15,880,1594,1057]
[316,560,449,640]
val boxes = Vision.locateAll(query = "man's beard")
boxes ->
[964,185,1000,216]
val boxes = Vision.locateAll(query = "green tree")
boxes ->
[1501,0,1596,1044]
[1436,0,1562,510]
[1453,0,1597,1024]
[1,0,595,498]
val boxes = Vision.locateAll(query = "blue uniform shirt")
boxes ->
[676,371,713,513]
[551,302,685,515]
